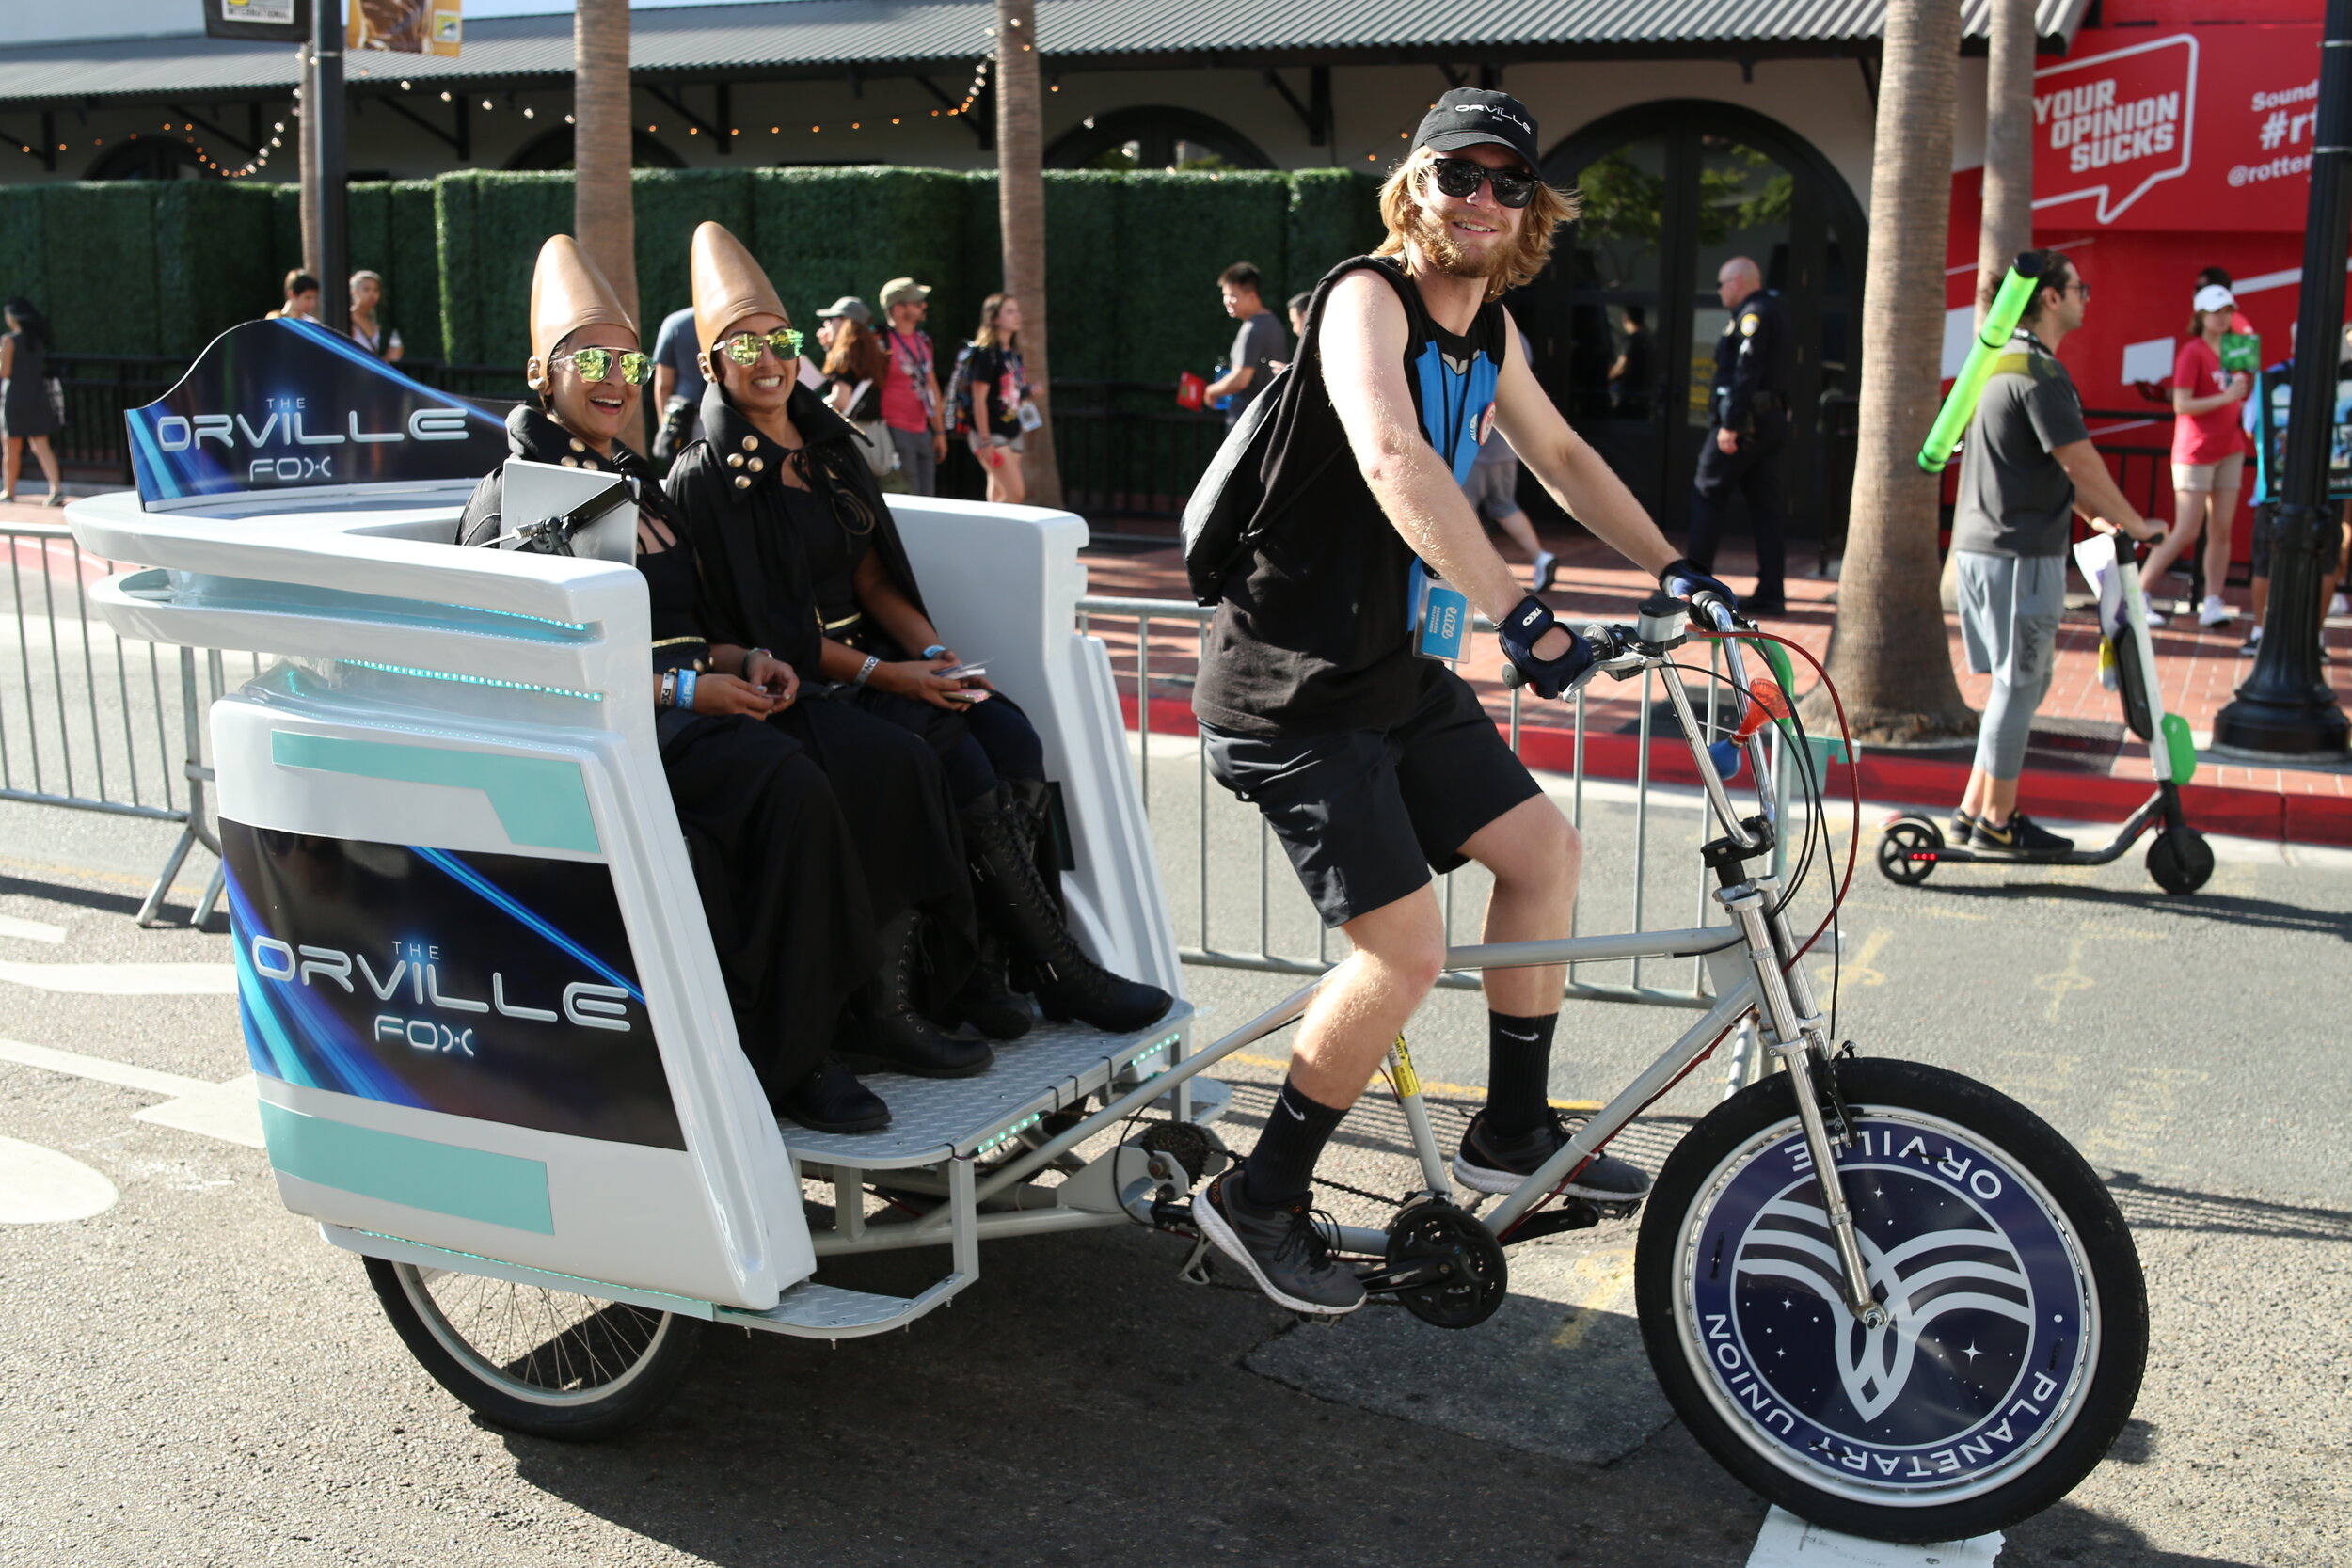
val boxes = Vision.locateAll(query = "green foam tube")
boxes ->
[1917,254,2045,474]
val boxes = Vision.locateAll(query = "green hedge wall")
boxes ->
[0,166,1381,383]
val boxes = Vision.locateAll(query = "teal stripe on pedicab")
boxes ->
[270,733,600,853]
[259,1100,556,1235]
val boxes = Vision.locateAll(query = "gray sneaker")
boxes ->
[1191,1167,1365,1316]
[1452,1110,1651,1203]
[1532,550,1560,594]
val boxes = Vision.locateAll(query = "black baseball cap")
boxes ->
[1410,88,1541,171]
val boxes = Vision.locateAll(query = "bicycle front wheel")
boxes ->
[1636,1057,2146,1543]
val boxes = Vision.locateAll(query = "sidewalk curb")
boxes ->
[1120,694,2352,848]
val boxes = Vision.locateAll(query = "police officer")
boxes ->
[1688,256,1792,615]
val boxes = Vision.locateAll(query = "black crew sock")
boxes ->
[1485,1010,1559,1136]
[1243,1075,1349,1207]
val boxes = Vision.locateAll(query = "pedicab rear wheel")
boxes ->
[2145,828,2213,895]
[1634,1057,2146,1543]
[1875,820,1941,887]
[366,1256,702,1440]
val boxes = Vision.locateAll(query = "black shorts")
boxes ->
[1201,666,1543,927]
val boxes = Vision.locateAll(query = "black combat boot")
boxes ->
[776,1056,891,1133]
[840,910,993,1078]
[947,926,1035,1041]
[961,785,1172,1035]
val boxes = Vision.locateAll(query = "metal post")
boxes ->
[2212,0,2352,758]
[303,0,350,333]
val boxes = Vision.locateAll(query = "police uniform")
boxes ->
[1687,286,1792,610]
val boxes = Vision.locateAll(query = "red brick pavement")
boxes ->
[1079,527,2352,845]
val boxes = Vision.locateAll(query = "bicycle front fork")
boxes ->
[1718,877,1889,1330]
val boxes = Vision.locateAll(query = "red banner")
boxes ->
[2032,24,2323,232]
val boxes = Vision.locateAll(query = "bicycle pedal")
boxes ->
[1502,1200,1603,1243]
[1177,1233,1216,1286]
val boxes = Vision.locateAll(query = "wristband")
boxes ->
[659,669,677,710]
[677,669,697,711]
[854,654,880,687]
[921,644,947,660]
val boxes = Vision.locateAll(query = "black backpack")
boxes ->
[1179,257,1415,606]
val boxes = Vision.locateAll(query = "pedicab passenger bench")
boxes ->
[69,319,1204,1338]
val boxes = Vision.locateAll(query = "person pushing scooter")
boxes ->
[1948,251,2165,854]
[1186,88,1735,1315]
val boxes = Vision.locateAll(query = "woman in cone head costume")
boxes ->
[668,222,1169,1036]
[455,236,981,1133]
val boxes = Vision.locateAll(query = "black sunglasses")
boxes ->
[1426,156,1538,209]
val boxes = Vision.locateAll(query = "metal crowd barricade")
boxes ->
[0,521,245,926]
[1075,594,1795,1015]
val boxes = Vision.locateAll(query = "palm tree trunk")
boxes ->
[1976,0,2037,324]
[1814,0,1975,742]
[574,0,638,328]
[995,0,1062,509]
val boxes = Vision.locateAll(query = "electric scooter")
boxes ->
[1877,536,2215,895]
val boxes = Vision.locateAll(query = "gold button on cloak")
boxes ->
[568,437,585,453]
[733,474,752,489]
[726,451,744,467]
[747,456,764,472]
[560,456,578,467]
[741,435,759,451]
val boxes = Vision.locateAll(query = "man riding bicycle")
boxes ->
[1189,88,1736,1315]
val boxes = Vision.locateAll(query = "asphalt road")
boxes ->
[1,755,2347,1567]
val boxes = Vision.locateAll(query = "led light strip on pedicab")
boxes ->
[967,1030,1185,1160]
[341,658,605,702]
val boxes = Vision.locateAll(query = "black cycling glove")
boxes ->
[1660,559,1740,617]
[1496,595,1594,700]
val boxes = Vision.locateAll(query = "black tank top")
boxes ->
[1192,257,1510,737]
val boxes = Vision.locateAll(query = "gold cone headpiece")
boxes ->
[529,235,636,371]
[691,221,788,355]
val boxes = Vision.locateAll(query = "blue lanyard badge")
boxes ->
[1409,559,1470,663]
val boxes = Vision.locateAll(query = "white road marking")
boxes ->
[0,913,67,944]
[1746,1508,2002,1566]
[0,961,237,995]
[0,1038,264,1148]
[0,1135,119,1223]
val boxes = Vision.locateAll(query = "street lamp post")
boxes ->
[300,0,349,333]
[2212,0,2352,758]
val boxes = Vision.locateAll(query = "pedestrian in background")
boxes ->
[1205,262,1285,426]
[1686,256,1790,615]
[1608,304,1653,418]
[347,270,403,360]
[0,298,64,507]
[1947,251,2163,855]
[1462,326,1556,591]
[818,299,898,483]
[879,277,946,496]
[1286,291,1311,344]
[651,304,706,467]
[961,293,1029,505]
[2142,282,2252,627]
[266,270,320,322]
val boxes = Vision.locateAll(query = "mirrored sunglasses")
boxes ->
[719,327,805,366]
[556,346,653,385]
[1427,156,1537,210]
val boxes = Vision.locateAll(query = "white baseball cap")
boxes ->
[2194,283,2235,313]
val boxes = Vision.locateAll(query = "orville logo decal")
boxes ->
[2033,34,2197,226]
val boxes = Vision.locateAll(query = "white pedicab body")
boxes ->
[72,467,1205,1426]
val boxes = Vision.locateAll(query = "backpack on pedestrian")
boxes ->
[942,343,978,438]
[1180,257,1413,606]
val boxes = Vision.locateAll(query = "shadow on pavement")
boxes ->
[1929,879,2352,942]
[491,1227,1767,1568]
[2102,1172,2352,1243]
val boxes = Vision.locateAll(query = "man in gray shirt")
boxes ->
[1206,261,1288,426]
[1948,249,2163,854]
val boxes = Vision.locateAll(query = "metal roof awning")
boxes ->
[0,0,2096,108]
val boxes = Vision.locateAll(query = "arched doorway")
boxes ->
[1044,107,1271,171]
[1515,102,1865,552]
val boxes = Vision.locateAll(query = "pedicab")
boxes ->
[73,320,2146,1545]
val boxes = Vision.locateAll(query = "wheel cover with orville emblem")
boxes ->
[1672,1110,2100,1507]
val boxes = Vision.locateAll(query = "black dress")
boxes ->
[455,406,876,1106]
[2,332,59,439]
[665,388,980,998]
[682,383,1046,806]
